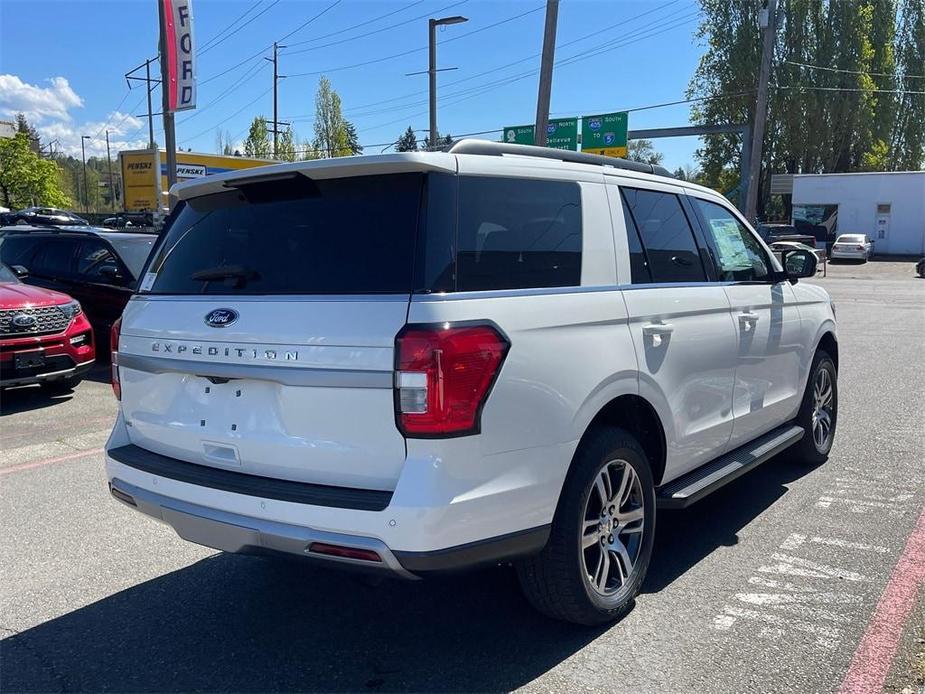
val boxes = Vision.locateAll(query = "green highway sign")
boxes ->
[502,118,579,151]
[581,112,629,158]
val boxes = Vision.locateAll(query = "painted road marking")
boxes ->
[839,507,925,694]
[0,448,102,476]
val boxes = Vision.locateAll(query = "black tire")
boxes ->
[40,377,81,395]
[793,350,837,465]
[516,427,656,626]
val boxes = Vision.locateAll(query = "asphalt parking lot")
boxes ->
[2,258,923,693]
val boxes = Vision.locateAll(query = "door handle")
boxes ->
[643,323,674,347]
[738,312,760,332]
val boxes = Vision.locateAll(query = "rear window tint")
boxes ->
[621,188,705,283]
[453,176,582,291]
[145,174,423,295]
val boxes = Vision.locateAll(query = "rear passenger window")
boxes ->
[620,196,651,283]
[31,239,79,278]
[454,177,581,291]
[621,188,706,283]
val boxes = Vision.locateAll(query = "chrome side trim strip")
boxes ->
[411,281,744,302]
[118,353,391,389]
[108,477,418,579]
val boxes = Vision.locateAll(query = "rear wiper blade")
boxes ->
[191,265,260,287]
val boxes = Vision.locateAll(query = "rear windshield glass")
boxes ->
[109,236,156,278]
[145,173,423,295]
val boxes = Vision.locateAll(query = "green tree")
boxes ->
[311,76,354,157]
[277,126,297,162]
[15,113,41,154]
[422,132,452,151]
[0,133,70,209]
[395,126,418,152]
[688,0,924,216]
[627,139,665,165]
[243,116,271,158]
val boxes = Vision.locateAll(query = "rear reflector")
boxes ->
[307,542,382,563]
[109,485,136,507]
[395,323,509,437]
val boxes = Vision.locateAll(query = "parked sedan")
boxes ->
[0,262,95,391]
[830,234,874,261]
[0,227,156,347]
[0,207,89,227]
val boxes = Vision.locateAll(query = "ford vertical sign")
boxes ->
[161,0,196,112]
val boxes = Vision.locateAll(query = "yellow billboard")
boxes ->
[119,149,275,211]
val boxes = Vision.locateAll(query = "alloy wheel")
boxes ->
[580,459,645,596]
[811,367,835,450]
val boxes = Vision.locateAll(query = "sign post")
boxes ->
[502,117,578,151]
[580,112,629,158]
[158,0,195,206]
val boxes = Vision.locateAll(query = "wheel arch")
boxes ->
[578,394,667,486]
[816,330,838,371]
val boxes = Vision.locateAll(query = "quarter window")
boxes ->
[693,198,770,282]
[452,176,582,291]
[621,188,706,283]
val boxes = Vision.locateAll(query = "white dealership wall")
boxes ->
[792,171,925,255]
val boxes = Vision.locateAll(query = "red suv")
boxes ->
[0,263,95,391]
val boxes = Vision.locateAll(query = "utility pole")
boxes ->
[264,42,289,158]
[126,58,160,150]
[80,135,90,213]
[157,0,177,195]
[145,58,156,148]
[421,15,467,150]
[534,0,560,147]
[105,130,116,212]
[744,0,778,223]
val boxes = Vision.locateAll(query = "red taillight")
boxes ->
[395,323,509,437]
[110,317,122,400]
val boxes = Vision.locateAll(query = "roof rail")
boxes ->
[446,139,674,178]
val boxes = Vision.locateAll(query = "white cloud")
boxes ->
[0,74,83,122]
[0,74,150,157]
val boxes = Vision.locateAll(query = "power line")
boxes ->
[278,0,343,43]
[284,0,463,55]
[199,0,278,54]
[286,3,545,78]
[777,85,925,95]
[286,0,426,48]
[784,61,925,80]
[183,86,275,144]
[91,90,133,139]
[177,61,269,125]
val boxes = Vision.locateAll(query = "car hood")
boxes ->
[0,281,72,309]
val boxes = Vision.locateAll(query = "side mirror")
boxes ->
[99,265,126,283]
[11,265,29,278]
[781,249,817,283]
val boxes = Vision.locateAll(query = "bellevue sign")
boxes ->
[503,111,629,158]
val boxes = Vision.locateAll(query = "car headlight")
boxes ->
[58,300,82,319]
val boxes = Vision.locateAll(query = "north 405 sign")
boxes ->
[581,112,628,158]
[503,118,578,151]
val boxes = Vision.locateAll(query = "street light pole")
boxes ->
[426,15,467,149]
[80,135,91,213]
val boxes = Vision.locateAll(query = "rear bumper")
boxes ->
[108,472,549,578]
[830,248,868,259]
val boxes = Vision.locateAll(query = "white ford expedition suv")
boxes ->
[106,141,837,625]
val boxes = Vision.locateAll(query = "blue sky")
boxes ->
[0,0,707,169]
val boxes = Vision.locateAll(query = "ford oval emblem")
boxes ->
[204,308,238,328]
[11,313,37,328]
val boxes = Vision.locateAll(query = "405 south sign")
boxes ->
[161,0,196,112]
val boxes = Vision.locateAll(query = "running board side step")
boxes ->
[657,424,804,509]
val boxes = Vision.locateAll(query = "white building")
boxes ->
[0,120,15,139]
[791,171,925,256]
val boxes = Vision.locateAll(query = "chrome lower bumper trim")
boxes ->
[109,477,418,580]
